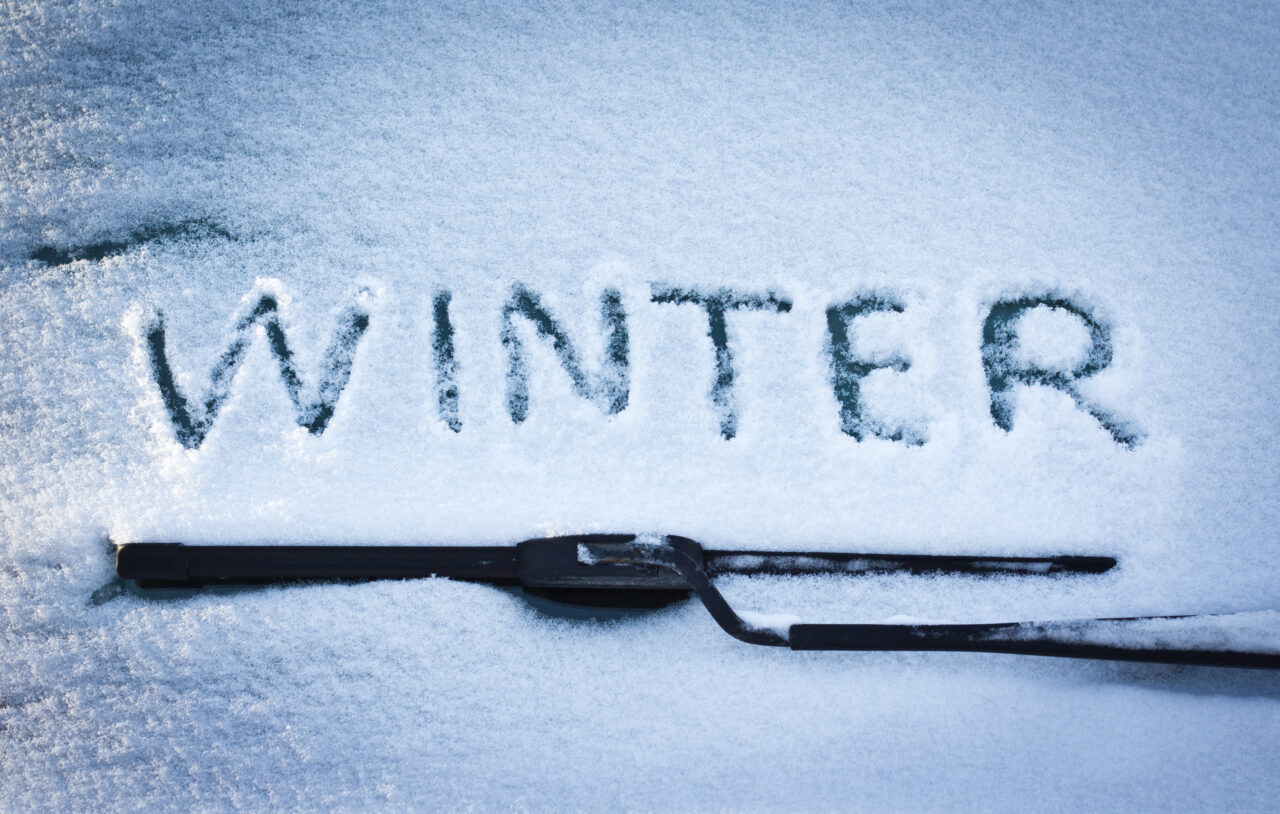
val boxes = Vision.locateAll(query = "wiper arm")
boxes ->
[583,537,1280,669]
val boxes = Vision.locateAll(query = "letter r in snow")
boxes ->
[982,296,1141,448]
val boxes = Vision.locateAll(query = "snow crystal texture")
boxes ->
[2,0,1279,810]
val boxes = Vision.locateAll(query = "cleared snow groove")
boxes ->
[140,283,375,449]
[501,285,630,423]
[649,287,792,439]
[982,296,1142,448]
[824,293,923,444]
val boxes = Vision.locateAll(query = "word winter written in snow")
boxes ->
[138,285,1142,450]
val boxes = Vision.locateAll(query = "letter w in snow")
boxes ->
[141,285,374,449]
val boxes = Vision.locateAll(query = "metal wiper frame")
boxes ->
[115,534,1279,670]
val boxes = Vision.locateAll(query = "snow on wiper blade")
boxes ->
[703,551,1115,576]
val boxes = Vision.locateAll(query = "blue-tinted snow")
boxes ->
[2,0,1279,810]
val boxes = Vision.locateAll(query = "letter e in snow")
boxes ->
[825,295,923,444]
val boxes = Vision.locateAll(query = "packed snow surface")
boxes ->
[2,0,1279,810]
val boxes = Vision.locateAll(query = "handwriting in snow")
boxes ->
[139,285,1142,449]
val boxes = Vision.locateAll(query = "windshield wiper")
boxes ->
[115,535,1278,669]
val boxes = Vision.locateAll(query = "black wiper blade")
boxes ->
[115,536,1113,585]
[116,542,520,583]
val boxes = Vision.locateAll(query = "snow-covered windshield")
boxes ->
[3,1,1278,810]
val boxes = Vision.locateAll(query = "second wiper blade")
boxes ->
[703,550,1115,577]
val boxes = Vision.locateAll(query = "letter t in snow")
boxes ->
[650,287,792,439]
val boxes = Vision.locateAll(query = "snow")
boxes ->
[3,0,1280,810]
[1012,304,1096,373]
[737,609,802,635]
